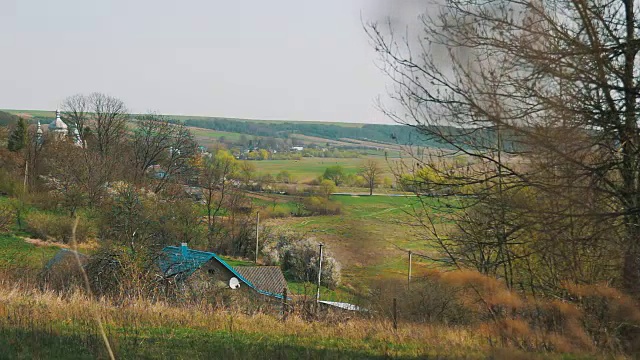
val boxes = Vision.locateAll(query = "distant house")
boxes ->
[159,243,288,299]
[146,164,168,179]
[183,185,204,202]
[291,146,304,151]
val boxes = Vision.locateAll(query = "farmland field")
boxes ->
[188,127,246,147]
[252,157,383,182]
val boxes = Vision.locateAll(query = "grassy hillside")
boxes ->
[2,109,447,149]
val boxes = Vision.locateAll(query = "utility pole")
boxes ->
[408,250,412,290]
[255,211,260,264]
[316,243,324,305]
[23,160,28,193]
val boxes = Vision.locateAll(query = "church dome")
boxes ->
[49,109,68,131]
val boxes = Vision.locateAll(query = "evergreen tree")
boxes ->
[7,118,27,152]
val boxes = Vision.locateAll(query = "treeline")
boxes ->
[171,117,447,148]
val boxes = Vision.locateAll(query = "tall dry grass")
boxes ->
[1,256,631,358]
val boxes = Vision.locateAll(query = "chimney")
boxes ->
[181,243,188,258]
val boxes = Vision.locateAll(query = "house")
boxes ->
[146,164,168,179]
[183,185,204,202]
[291,146,304,151]
[159,243,288,299]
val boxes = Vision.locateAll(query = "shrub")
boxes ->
[302,196,341,215]
[85,244,160,298]
[0,204,14,233]
[260,207,291,219]
[25,212,95,243]
[317,180,336,199]
[262,229,341,288]
[365,277,470,325]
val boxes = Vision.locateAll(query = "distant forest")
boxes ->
[172,117,446,147]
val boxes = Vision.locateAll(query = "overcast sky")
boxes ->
[0,0,423,124]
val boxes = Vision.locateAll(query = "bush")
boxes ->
[0,204,14,233]
[25,212,95,243]
[260,207,291,219]
[365,277,470,325]
[85,244,159,298]
[317,179,335,199]
[302,196,341,215]
[262,229,341,288]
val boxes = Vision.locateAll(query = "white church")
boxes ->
[36,109,83,147]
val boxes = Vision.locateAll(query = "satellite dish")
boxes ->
[229,277,240,289]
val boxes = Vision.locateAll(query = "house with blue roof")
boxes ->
[160,243,288,300]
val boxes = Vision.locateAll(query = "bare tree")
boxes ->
[359,159,384,196]
[89,92,128,157]
[239,160,256,186]
[199,149,237,241]
[367,0,640,295]
[130,114,198,190]
[61,94,90,142]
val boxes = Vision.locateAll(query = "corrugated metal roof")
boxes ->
[159,245,286,299]
[318,301,361,311]
[234,266,288,296]
[159,246,216,278]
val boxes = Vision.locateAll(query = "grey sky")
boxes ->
[0,0,415,124]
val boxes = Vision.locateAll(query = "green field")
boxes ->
[189,127,246,147]
[253,158,376,182]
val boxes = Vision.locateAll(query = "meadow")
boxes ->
[261,194,452,294]
[253,158,368,182]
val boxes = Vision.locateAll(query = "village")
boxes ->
[3,0,640,358]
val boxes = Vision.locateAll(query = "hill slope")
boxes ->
[2,109,447,148]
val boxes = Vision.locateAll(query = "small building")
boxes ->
[146,164,168,179]
[159,243,288,299]
[291,146,304,151]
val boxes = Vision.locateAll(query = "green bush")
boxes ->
[25,212,95,243]
[0,204,14,233]
[302,196,342,215]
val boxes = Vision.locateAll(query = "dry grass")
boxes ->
[0,282,584,358]
[0,276,604,359]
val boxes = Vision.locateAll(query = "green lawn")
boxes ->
[0,234,59,269]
